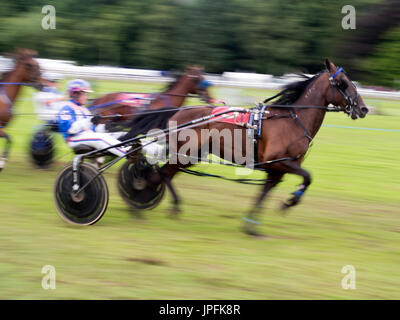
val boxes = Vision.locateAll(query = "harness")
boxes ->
[247,104,267,165]
[247,103,314,165]
[246,67,358,164]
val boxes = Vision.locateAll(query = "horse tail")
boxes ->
[120,106,179,141]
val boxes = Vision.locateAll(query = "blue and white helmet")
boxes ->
[67,79,93,96]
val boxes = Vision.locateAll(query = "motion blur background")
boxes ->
[0,0,399,300]
[0,0,399,88]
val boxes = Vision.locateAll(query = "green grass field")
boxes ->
[0,81,399,299]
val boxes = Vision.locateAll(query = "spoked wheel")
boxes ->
[118,158,165,210]
[54,162,109,225]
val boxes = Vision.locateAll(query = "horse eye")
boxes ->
[339,80,348,90]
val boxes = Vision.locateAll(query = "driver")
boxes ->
[57,79,129,158]
[33,72,65,126]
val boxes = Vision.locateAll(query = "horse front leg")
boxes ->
[243,171,283,236]
[0,130,11,172]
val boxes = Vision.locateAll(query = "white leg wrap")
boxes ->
[141,140,166,163]
[0,157,6,169]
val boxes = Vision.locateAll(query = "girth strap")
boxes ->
[289,108,313,142]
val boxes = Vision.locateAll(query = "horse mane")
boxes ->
[120,107,179,141]
[164,73,183,92]
[270,71,326,106]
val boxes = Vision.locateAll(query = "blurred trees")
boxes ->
[0,0,398,88]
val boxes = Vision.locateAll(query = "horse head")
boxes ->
[324,59,368,119]
[12,48,43,90]
[183,65,213,103]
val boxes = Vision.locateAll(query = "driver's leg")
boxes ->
[67,131,128,157]
[94,123,126,139]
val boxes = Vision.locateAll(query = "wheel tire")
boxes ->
[30,129,55,168]
[54,162,109,225]
[117,160,165,210]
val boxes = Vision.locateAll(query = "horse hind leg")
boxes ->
[158,163,182,216]
[243,171,283,236]
[0,130,11,172]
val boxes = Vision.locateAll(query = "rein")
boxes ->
[88,92,205,111]
[87,103,342,120]
[5,102,343,119]
[0,82,33,85]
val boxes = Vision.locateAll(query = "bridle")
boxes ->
[25,61,43,91]
[328,67,360,117]
[153,77,213,108]
[188,74,213,103]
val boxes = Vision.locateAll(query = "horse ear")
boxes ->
[185,65,204,76]
[325,58,336,73]
[15,48,38,59]
[185,65,195,73]
[16,48,25,57]
[28,49,38,58]
[193,65,204,72]
[12,48,25,61]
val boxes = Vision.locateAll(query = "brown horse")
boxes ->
[125,59,369,235]
[88,66,215,130]
[0,48,43,171]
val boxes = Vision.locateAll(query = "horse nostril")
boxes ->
[361,107,369,114]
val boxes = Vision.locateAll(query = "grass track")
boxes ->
[0,81,399,299]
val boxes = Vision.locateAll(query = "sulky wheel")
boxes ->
[54,162,109,225]
[117,159,165,210]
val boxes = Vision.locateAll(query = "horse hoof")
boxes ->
[169,205,181,217]
[280,195,300,212]
[280,202,295,215]
[280,202,291,211]
[242,224,264,238]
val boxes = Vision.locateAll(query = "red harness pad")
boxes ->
[211,107,250,125]
[116,93,152,107]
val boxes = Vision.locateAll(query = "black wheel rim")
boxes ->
[118,160,165,210]
[55,164,108,225]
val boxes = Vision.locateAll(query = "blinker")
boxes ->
[197,80,212,90]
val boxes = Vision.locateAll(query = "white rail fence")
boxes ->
[1,56,399,100]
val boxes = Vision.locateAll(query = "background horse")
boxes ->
[88,66,214,130]
[0,48,43,171]
[125,59,369,236]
